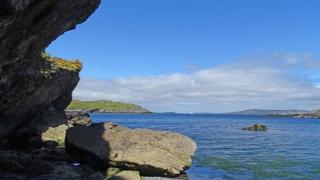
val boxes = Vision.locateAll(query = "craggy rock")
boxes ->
[66,110,93,127]
[66,123,197,177]
[0,0,100,140]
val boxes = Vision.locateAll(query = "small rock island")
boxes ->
[242,124,268,131]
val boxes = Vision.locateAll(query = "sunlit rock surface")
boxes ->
[66,123,197,177]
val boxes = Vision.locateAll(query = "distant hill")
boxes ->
[229,109,309,116]
[67,100,151,113]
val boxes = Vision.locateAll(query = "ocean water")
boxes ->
[91,113,320,180]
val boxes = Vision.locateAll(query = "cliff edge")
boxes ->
[0,0,100,140]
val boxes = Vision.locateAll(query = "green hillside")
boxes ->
[67,100,150,113]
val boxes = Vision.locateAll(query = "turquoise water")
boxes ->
[91,113,320,180]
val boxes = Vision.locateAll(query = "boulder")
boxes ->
[65,123,197,177]
[242,124,268,131]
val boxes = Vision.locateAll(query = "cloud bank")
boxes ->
[73,53,320,113]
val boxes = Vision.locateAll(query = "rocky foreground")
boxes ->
[0,1,196,179]
[0,112,196,179]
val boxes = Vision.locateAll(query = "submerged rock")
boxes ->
[65,123,197,177]
[242,124,268,131]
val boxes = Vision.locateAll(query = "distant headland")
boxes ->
[67,100,151,114]
[228,108,320,118]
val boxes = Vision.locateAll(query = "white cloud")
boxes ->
[73,53,320,113]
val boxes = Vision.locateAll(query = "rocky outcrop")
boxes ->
[65,123,197,177]
[0,0,100,140]
[242,124,268,131]
[65,110,92,126]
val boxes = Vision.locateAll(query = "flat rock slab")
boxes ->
[66,123,196,177]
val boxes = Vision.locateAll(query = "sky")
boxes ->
[47,0,320,113]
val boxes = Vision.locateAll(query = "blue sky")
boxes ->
[47,0,320,112]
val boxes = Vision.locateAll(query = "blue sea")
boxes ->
[91,113,320,180]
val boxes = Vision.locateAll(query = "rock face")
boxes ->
[0,0,100,140]
[65,123,197,177]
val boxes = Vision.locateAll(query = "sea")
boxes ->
[91,113,320,180]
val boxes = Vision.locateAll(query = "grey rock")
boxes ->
[4,0,31,13]
[66,123,197,177]
[242,124,268,131]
